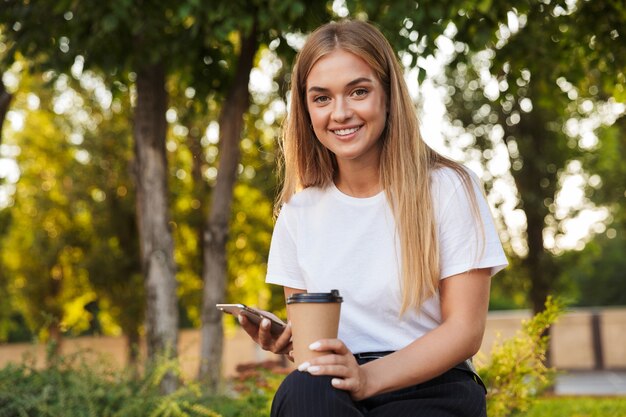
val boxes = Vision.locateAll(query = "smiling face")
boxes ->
[305,48,388,173]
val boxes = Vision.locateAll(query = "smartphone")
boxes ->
[216,303,286,336]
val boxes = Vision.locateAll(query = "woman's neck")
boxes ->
[334,166,382,198]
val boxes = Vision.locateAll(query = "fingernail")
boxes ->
[261,318,270,328]
[237,315,244,324]
[298,362,310,372]
[309,341,321,350]
[307,366,320,374]
[331,378,341,386]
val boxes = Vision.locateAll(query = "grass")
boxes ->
[520,396,626,417]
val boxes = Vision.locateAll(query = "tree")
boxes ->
[0,71,97,353]
[562,114,626,306]
[0,1,191,392]
[442,0,625,313]
[197,16,260,387]
[0,63,149,360]
[69,73,144,363]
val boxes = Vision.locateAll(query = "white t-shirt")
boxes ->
[266,167,508,354]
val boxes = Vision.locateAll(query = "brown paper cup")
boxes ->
[287,290,343,366]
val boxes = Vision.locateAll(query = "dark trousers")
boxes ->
[270,357,486,417]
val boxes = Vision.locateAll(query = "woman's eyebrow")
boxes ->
[307,77,374,93]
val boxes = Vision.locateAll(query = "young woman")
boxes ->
[239,19,508,417]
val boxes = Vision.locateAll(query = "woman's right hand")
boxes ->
[238,313,294,361]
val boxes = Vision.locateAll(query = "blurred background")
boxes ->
[0,0,624,404]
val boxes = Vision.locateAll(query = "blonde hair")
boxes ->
[278,20,481,313]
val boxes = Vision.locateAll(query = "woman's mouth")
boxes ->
[331,126,362,136]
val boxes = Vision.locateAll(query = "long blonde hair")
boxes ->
[278,20,480,313]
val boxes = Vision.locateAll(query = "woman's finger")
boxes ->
[239,314,293,356]
[273,322,292,350]
[309,338,350,355]
[331,377,359,392]
[274,342,293,356]
[238,315,260,340]
[305,364,350,377]
[302,353,346,367]
[257,318,275,349]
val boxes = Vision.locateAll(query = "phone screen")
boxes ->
[216,303,286,335]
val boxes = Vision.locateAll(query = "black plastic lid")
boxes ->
[287,289,343,304]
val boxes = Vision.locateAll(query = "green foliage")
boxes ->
[479,296,565,417]
[0,352,270,417]
[228,361,290,416]
[0,67,143,344]
[560,229,626,307]
[585,121,626,216]
[0,71,94,341]
[3,350,626,417]
[488,256,533,310]
[443,0,626,313]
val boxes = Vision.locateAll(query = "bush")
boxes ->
[478,296,565,417]
[0,351,271,417]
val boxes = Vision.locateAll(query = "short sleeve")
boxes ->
[435,169,508,279]
[265,204,307,289]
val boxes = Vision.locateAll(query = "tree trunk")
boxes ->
[46,264,64,363]
[0,79,13,145]
[133,62,179,394]
[46,321,63,361]
[198,23,258,389]
[507,110,562,368]
[186,118,207,277]
[520,184,554,366]
[126,327,141,378]
[501,103,560,317]
[525,207,551,314]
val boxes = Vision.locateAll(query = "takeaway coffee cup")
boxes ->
[287,289,343,366]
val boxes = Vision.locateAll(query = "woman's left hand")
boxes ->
[298,338,370,401]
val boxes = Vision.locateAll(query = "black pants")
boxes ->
[270,355,486,417]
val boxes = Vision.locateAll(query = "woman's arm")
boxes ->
[303,268,491,400]
[359,268,490,397]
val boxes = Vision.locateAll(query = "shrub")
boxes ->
[478,296,565,417]
[0,350,268,417]
[227,359,291,415]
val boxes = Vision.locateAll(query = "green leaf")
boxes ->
[477,0,493,14]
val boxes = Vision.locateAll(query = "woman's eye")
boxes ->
[353,88,368,97]
[313,95,329,104]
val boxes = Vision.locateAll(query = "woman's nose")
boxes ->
[331,98,353,122]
